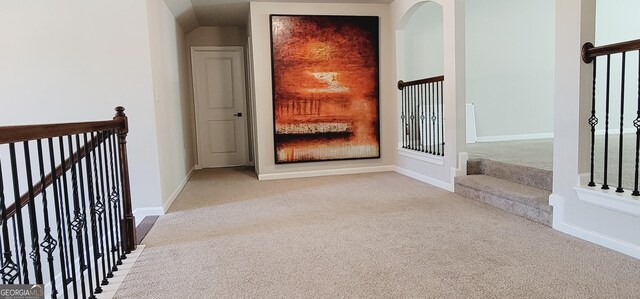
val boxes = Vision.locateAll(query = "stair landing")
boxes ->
[456,158,552,226]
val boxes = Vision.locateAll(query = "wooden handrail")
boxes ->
[582,39,640,63]
[0,120,123,145]
[398,75,444,90]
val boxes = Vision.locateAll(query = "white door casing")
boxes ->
[191,46,249,168]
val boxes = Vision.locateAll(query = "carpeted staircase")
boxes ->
[455,158,553,226]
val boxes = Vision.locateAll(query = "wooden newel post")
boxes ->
[114,106,137,253]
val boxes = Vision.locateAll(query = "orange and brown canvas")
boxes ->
[270,15,380,163]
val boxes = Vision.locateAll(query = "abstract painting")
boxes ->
[270,15,380,163]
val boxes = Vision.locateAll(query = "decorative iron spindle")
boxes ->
[602,55,612,190]
[616,52,627,193]
[83,133,103,295]
[35,140,58,297]
[102,132,118,272]
[47,138,70,298]
[634,50,640,196]
[588,59,598,187]
[59,136,78,297]
[108,131,124,263]
[11,217,21,284]
[68,134,89,299]
[9,144,29,284]
[22,141,44,284]
[75,134,97,299]
[91,132,111,285]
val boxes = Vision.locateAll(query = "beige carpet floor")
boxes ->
[115,168,640,298]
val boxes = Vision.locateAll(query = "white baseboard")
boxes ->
[133,207,164,226]
[162,167,195,212]
[551,194,640,259]
[397,147,445,165]
[476,132,553,143]
[258,165,395,180]
[394,166,454,192]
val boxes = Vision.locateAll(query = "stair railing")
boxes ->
[0,107,136,298]
[397,75,445,156]
[582,39,640,195]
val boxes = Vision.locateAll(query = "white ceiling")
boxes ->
[164,0,394,32]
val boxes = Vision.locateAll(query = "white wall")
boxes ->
[466,0,555,140]
[403,2,444,81]
[0,1,163,211]
[392,0,466,190]
[592,0,640,135]
[249,2,396,179]
[147,0,195,212]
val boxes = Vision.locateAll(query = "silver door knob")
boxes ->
[234,112,243,117]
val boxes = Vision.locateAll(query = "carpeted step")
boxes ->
[468,158,552,191]
[455,174,552,226]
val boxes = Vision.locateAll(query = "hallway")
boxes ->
[116,168,640,298]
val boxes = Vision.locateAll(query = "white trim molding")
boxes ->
[575,186,640,217]
[550,193,640,259]
[394,166,454,192]
[258,165,395,180]
[397,147,445,165]
[162,167,195,212]
[476,132,553,143]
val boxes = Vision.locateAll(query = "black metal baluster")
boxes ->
[75,134,97,298]
[59,136,78,298]
[11,217,22,284]
[431,82,436,154]
[102,132,118,272]
[410,86,415,150]
[8,143,29,283]
[603,55,612,190]
[436,81,444,156]
[634,50,640,196]
[589,59,599,187]
[22,141,44,284]
[35,140,59,297]
[108,131,124,264]
[616,52,627,193]
[435,82,440,155]
[425,83,431,154]
[420,84,427,153]
[47,138,70,298]
[94,131,112,281]
[416,84,421,150]
[401,86,406,149]
[68,135,89,299]
[416,84,420,151]
[0,158,19,284]
[83,133,104,293]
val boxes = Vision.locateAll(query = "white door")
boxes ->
[191,46,248,168]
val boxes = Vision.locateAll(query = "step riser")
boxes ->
[469,159,552,191]
[455,183,552,227]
